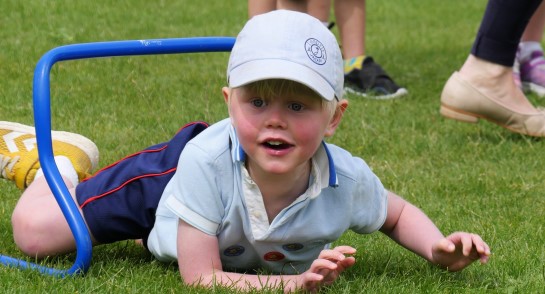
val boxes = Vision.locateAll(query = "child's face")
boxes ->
[223,83,345,176]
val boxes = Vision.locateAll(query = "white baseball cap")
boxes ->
[227,10,344,101]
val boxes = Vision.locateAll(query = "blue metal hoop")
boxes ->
[0,37,235,277]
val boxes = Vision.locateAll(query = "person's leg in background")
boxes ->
[248,0,276,18]
[440,0,545,137]
[518,1,545,96]
[251,0,407,99]
[334,0,407,99]
[276,0,330,22]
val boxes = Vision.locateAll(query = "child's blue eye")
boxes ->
[251,99,265,107]
[289,103,303,111]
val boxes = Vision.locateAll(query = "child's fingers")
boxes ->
[470,234,490,255]
[460,234,475,256]
[332,245,357,255]
[308,247,358,287]
[431,232,491,271]
[309,258,337,273]
[316,246,356,268]
[445,232,479,256]
[338,256,356,269]
[433,237,456,253]
[317,248,348,263]
[461,233,490,258]
[303,260,335,292]
[331,256,356,277]
[479,253,490,264]
[302,272,323,285]
[479,241,491,263]
[469,234,491,263]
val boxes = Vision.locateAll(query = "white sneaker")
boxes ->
[0,121,99,189]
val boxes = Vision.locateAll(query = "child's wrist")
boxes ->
[283,276,301,293]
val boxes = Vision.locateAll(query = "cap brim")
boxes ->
[229,59,336,101]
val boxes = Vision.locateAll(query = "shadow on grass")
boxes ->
[339,250,502,292]
[438,118,544,144]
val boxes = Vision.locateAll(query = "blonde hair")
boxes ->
[235,79,340,118]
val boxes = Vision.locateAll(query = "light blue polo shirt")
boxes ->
[147,118,387,274]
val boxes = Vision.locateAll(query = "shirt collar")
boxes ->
[229,125,338,187]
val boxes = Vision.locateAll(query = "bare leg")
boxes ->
[277,0,308,13]
[277,0,331,22]
[521,1,545,42]
[248,0,276,18]
[334,0,366,58]
[11,177,97,258]
[306,0,331,23]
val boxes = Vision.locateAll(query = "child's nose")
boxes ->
[264,107,287,128]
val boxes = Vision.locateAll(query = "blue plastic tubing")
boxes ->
[0,37,235,277]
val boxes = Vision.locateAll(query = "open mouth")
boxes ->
[263,140,292,150]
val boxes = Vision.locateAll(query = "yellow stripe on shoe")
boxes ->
[0,121,99,189]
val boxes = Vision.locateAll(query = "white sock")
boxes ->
[34,156,79,187]
[321,21,328,27]
[519,41,543,62]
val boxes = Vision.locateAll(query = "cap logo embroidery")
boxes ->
[304,38,327,65]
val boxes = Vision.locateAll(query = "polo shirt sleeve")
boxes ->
[346,157,388,234]
[163,142,225,236]
[324,143,388,234]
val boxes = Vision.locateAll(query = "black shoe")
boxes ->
[344,56,408,99]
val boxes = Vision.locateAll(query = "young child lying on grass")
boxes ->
[1,10,490,292]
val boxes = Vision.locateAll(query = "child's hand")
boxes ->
[431,232,491,272]
[288,246,356,293]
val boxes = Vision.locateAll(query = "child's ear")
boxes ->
[324,99,348,137]
[222,87,231,104]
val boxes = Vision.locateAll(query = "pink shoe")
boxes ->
[520,50,545,97]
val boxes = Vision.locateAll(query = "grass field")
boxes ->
[1,0,544,293]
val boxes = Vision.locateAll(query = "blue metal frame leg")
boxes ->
[0,37,235,276]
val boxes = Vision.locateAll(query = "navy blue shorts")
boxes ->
[75,121,208,245]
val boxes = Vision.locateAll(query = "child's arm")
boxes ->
[379,191,491,271]
[176,220,356,292]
